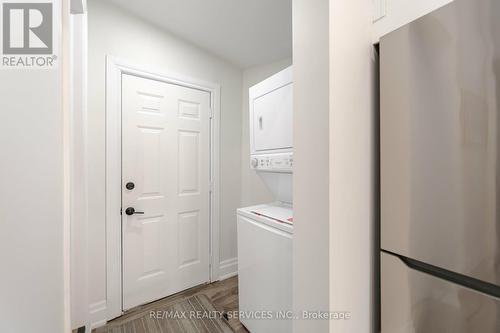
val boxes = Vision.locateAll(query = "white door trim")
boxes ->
[105,56,221,320]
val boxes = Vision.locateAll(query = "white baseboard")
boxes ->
[218,257,238,280]
[89,300,107,329]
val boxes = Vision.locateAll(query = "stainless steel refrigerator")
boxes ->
[380,0,500,331]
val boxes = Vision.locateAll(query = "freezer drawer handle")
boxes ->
[382,250,500,299]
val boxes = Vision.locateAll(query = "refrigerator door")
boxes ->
[381,0,500,286]
[382,252,500,333]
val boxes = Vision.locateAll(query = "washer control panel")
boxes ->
[250,153,293,173]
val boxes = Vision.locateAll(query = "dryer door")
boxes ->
[252,82,293,152]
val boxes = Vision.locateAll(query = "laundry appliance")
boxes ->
[237,66,293,333]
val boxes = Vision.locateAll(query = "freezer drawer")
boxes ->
[381,252,500,333]
[380,0,500,286]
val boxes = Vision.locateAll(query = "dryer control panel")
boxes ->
[250,153,293,173]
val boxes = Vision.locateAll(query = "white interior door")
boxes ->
[121,74,211,310]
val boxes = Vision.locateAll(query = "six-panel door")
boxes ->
[121,74,211,310]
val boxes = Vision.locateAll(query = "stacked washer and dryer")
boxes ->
[237,66,293,333]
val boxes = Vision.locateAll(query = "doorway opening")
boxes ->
[105,57,221,319]
[70,0,292,330]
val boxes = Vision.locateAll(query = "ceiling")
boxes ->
[104,0,292,68]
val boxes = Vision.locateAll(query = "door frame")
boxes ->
[105,56,221,320]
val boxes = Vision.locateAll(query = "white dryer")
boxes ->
[249,66,293,174]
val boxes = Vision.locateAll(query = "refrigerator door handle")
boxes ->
[382,250,500,299]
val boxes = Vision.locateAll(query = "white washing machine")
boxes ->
[237,66,294,333]
[237,203,293,333]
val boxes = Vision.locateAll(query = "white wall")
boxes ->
[292,0,331,332]
[0,11,66,333]
[87,0,242,325]
[292,1,377,332]
[240,58,292,207]
[325,1,451,331]
[372,0,454,41]
[330,0,377,332]
[70,11,89,331]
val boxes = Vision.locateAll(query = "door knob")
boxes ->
[125,182,135,190]
[125,207,144,216]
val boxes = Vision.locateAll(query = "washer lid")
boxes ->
[238,203,293,234]
[250,204,293,225]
